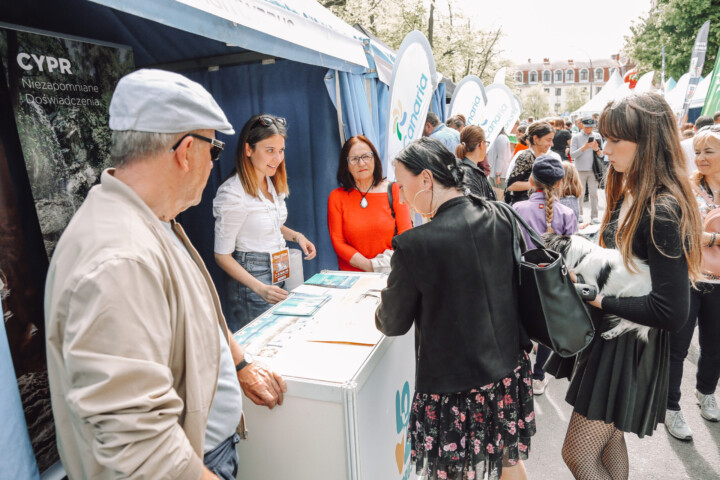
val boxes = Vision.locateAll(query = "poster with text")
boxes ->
[0,26,133,473]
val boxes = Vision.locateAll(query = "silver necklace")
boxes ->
[357,182,374,208]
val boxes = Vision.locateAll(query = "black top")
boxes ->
[460,157,497,200]
[552,130,572,160]
[376,196,528,393]
[504,149,535,204]
[600,195,690,331]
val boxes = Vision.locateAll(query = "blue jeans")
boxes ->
[668,283,720,410]
[533,344,552,381]
[228,251,285,331]
[204,433,239,480]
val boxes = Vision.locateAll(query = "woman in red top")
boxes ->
[328,135,413,271]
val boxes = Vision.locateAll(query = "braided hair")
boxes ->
[531,174,558,233]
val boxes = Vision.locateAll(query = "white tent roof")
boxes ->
[572,71,624,115]
[689,75,711,109]
[665,73,691,112]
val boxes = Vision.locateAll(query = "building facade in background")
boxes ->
[513,56,635,116]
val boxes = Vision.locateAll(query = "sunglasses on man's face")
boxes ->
[171,133,225,162]
[256,115,287,127]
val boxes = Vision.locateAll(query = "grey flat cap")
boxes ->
[109,69,234,135]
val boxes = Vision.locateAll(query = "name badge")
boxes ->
[271,248,290,284]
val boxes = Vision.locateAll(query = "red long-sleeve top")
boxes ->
[327,183,413,271]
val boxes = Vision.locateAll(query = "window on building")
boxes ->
[555,103,561,112]
[556,88,562,96]
[554,70,563,83]
[565,69,574,83]
[529,71,538,83]
[595,68,604,82]
[544,88,550,94]
[515,71,524,83]
[579,68,589,82]
[542,70,551,83]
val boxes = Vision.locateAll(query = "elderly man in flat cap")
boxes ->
[45,69,286,480]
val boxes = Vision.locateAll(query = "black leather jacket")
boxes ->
[376,196,529,394]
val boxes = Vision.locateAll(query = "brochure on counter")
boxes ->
[271,292,331,317]
[305,273,360,289]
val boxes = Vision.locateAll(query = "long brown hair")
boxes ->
[561,162,582,197]
[597,93,702,278]
[455,125,485,158]
[233,114,289,198]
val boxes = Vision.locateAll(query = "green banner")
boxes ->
[702,44,720,117]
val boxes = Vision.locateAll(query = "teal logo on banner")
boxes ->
[394,381,412,478]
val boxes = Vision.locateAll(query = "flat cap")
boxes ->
[109,69,234,135]
[532,154,565,185]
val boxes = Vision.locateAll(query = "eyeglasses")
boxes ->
[256,115,287,127]
[347,152,374,166]
[171,133,225,162]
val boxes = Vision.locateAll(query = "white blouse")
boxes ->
[213,174,288,255]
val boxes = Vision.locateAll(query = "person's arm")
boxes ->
[570,134,591,159]
[375,245,420,336]
[506,153,532,192]
[63,260,205,480]
[598,202,691,331]
[280,225,316,260]
[215,253,288,303]
[225,325,287,408]
[326,191,371,270]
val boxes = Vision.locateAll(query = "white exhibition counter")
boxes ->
[233,271,420,480]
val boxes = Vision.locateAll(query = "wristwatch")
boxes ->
[235,351,255,372]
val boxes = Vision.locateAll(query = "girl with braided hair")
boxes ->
[377,137,535,480]
[512,155,578,397]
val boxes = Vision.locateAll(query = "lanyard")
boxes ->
[259,178,285,245]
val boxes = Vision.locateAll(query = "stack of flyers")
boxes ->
[271,292,331,317]
[304,273,360,289]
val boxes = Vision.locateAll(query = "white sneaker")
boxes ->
[665,409,693,441]
[591,218,601,225]
[532,378,549,395]
[696,391,720,422]
[577,216,584,223]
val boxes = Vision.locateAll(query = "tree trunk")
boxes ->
[428,0,435,47]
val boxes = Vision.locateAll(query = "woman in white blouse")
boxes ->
[214,114,316,329]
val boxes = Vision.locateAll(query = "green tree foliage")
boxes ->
[323,0,508,85]
[564,86,589,113]
[522,86,550,119]
[624,0,720,80]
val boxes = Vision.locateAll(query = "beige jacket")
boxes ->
[45,170,235,480]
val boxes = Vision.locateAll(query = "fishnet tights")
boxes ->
[561,412,629,480]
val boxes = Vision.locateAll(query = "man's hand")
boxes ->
[237,362,287,409]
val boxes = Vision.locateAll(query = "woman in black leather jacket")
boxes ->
[376,137,535,480]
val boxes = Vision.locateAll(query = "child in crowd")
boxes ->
[513,155,578,396]
[558,161,582,222]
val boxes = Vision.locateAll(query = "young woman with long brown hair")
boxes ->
[213,114,317,329]
[559,93,702,479]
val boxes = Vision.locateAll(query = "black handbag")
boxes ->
[591,138,607,186]
[496,202,595,357]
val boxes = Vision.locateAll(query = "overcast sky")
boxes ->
[452,0,652,65]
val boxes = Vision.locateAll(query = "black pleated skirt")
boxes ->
[547,312,669,438]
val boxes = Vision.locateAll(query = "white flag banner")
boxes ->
[481,84,518,147]
[502,92,523,133]
[493,67,507,85]
[386,30,437,180]
[448,75,487,127]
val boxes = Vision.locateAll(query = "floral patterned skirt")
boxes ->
[408,353,535,480]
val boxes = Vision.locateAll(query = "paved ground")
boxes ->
[525,193,720,480]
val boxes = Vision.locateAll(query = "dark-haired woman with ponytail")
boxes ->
[213,114,316,330]
[504,121,555,204]
[512,155,578,397]
[376,137,535,480]
[456,125,496,199]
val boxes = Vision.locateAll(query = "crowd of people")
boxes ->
[42,67,720,480]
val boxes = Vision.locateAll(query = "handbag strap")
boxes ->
[494,201,547,280]
[387,181,397,236]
